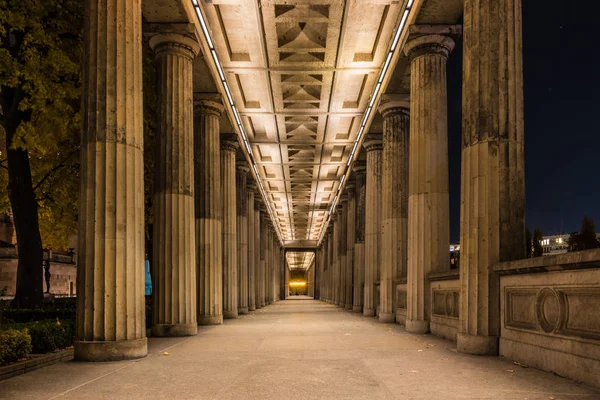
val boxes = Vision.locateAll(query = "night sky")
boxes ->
[446,0,600,243]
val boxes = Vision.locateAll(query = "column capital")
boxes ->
[352,161,367,176]
[344,180,356,192]
[236,161,250,175]
[147,24,200,59]
[404,25,460,60]
[221,133,239,152]
[247,178,258,193]
[363,133,383,152]
[194,93,224,117]
[378,94,410,117]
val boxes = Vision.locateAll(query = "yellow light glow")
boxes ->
[289,281,306,287]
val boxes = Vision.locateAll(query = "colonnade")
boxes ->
[318,2,525,357]
[75,15,282,361]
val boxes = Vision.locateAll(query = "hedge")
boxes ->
[0,329,32,365]
[0,319,74,354]
[1,309,75,324]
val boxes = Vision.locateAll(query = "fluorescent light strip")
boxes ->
[318,2,414,247]
[191,2,284,245]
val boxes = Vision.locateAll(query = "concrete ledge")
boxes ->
[493,248,600,275]
[379,312,395,323]
[0,348,74,382]
[75,337,147,362]
[427,270,460,281]
[431,321,457,342]
[501,337,600,389]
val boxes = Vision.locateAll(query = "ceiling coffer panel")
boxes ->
[199,0,406,245]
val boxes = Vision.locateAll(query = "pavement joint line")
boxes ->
[46,335,195,400]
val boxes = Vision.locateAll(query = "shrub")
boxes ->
[0,319,74,353]
[0,329,32,365]
[1,308,75,324]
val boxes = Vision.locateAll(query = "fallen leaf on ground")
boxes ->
[514,361,529,368]
[506,369,515,373]
[408,370,418,373]
[439,357,449,361]
[163,352,169,356]
[417,349,423,352]
[344,333,351,336]
[548,397,556,400]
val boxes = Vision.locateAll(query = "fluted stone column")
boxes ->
[247,180,257,311]
[254,202,262,308]
[149,31,199,337]
[221,135,239,319]
[331,213,339,306]
[236,163,250,314]
[353,163,366,313]
[328,228,334,304]
[338,201,347,307]
[404,30,456,334]
[378,97,410,323]
[345,182,356,310]
[363,134,383,317]
[76,0,146,361]
[195,96,225,326]
[266,227,273,305]
[458,2,525,355]
[259,210,267,307]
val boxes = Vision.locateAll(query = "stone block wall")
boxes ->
[429,277,460,341]
[0,249,77,297]
[495,250,600,388]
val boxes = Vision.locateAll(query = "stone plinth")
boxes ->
[379,96,410,324]
[149,31,200,338]
[195,97,225,326]
[404,32,455,334]
[458,0,525,355]
[363,134,383,317]
[76,0,147,361]
[221,135,239,319]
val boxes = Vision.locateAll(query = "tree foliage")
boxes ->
[568,215,600,252]
[525,228,532,258]
[0,0,82,248]
[0,0,83,306]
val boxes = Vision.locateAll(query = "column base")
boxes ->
[152,324,197,337]
[223,310,238,319]
[74,337,147,362]
[363,308,375,317]
[405,319,429,334]
[345,303,353,310]
[457,333,499,356]
[260,303,266,307]
[198,315,223,325]
[239,307,249,315]
[379,312,395,323]
[249,306,256,311]
[352,305,363,313]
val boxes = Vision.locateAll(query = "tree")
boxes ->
[525,228,532,258]
[533,228,543,257]
[0,0,83,307]
[568,216,600,252]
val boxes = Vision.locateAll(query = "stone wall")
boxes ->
[428,271,460,341]
[395,282,407,325]
[494,249,600,388]
[0,248,77,297]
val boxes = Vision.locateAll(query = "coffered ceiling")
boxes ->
[197,0,405,247]
[286,251,315,271]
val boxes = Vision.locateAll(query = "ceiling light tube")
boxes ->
[379,52,393,83]
[222,81,234,105]
[194,7,214,49]
[211,50,225,81]
[390,9,410,51]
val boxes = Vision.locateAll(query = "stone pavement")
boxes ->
[1,297,598,400]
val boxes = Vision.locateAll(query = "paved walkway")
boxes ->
[1,297,598,399]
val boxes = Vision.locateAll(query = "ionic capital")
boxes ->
[146,24,200,59]
[236,161,250,175]
[221,133,239,153]
[378,94,410,118]
[363,133,383,152]
[352,162,367,177]
[404,25,460,61]
[194,93,224,117]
